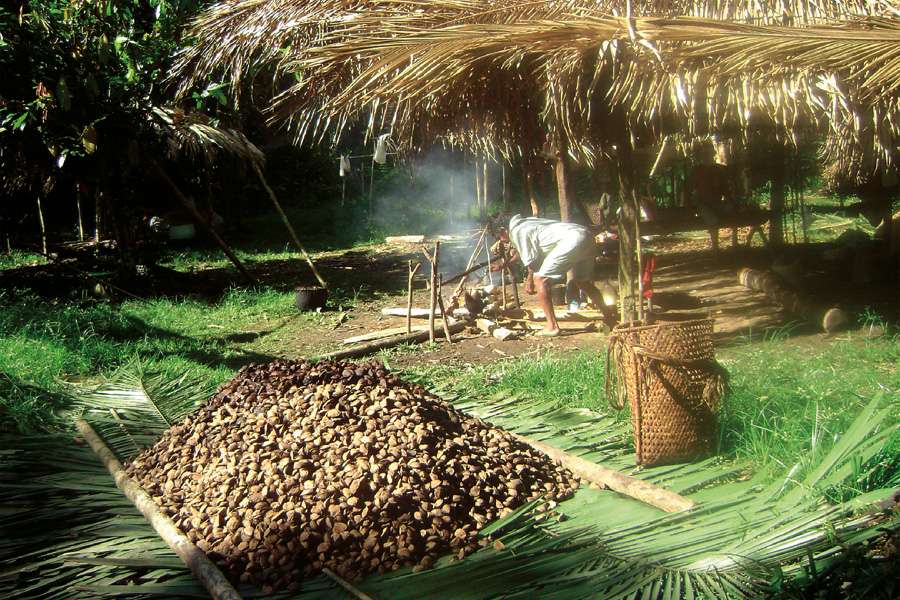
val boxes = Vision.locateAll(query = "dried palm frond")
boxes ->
[150,106,265,165]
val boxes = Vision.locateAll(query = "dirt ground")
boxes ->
[263,231,896,369]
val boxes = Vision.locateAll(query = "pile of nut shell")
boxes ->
[126,359,579,592]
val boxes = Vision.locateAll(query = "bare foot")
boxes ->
[536,328,561,338]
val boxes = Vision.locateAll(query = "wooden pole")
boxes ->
[253,163,328,288]
[75,183,85,242]
[153,161,257,285]
[523,161,539,217]
[425,242,440,343]
[35,193,48,255]
[75,419,243,600]
[437,274,453,342]
[320,322,466,361]
[406,260,421,334]
[501,263,508,306]
[511,433,695,513]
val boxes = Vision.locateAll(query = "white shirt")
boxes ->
[508,214,591,269]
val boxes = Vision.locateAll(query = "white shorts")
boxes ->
[535,230,596,281]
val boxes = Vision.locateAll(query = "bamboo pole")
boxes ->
[153,162,257,285]
[406,260,421,334]
[511,433,695,513]
[253,163,328,288]
[75,419,243,600]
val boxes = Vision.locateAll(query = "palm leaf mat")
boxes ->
[1,367,896,599]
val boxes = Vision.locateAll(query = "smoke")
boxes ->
[370,148,484,237]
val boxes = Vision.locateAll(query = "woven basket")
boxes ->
[606,318,727,466]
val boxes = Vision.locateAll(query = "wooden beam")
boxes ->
[75,419,243,600]
[319,322,467,361]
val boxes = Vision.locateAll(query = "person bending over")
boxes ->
[492,214,610,337]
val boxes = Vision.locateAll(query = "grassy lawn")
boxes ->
[405,329,899,488]
[0,287,317,432]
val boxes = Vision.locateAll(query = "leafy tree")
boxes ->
[0,1,226,262]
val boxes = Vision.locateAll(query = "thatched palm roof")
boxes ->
[176,1,900,177]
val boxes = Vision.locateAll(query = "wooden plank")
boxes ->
[320,322,467,361]
[342,326,428,345]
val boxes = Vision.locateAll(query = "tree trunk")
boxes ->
[770,143,786,246]
[554,137,573,222]
[501,163,507,211]
[616,127,639,323]
[482,160,490,217]
[95,189,103,242]
[75,182,85,242]
[473,161,482,218]
[523,161,539,217]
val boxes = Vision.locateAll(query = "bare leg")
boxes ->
[534,274,560,334]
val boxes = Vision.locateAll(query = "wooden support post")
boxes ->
[437,274,453,342]
[253,163,328,288]
[512,433,695,513]
[422,241,440,343]
[153,161,257,285]
[406,260,421,334]
[75,419,243,600]
[500,263,508,306]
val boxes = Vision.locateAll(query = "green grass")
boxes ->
[0,251,46,270]
[0,287,312,432]
[422,331,899,482]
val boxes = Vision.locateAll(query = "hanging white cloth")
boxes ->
[373,134,390,164]
[339,154,351,177]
